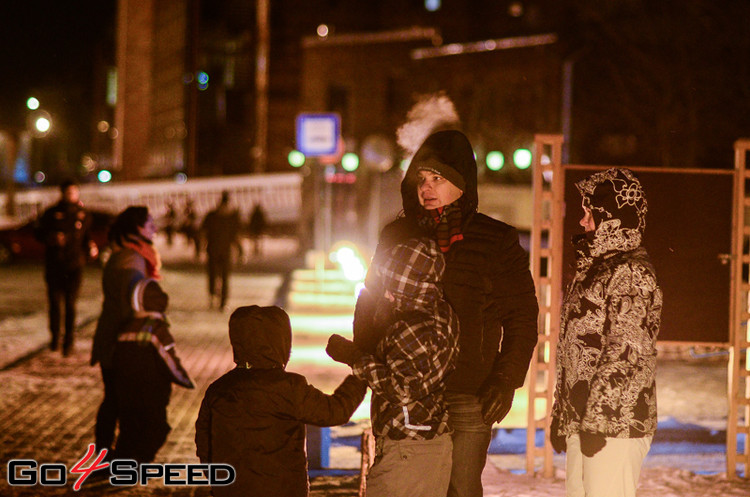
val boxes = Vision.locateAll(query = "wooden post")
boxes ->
[359,428,375,497]
[253,0,270,173]
[729,138,750,478]
[527,134,564,477]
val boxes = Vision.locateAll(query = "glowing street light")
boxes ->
[26,97,40,110]
[329,242,367,282]
[34,117,51,134]
[341,152,359,172]
[28,110,52,137]
[486,151,504,171]
[288,149,305,167]
[97,170,113,183]
[513,148,532,170]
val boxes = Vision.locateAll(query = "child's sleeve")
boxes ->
[293,375,366,427]
[195,392,212,463]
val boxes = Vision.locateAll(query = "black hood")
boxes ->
[229,305,291,369]
[400,130,478,220]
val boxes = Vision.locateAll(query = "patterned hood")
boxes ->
[575,167,648,258]
[371,237,444,313]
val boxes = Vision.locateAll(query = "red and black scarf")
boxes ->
[418,201,464,253]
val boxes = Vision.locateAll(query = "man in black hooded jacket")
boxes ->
[363,129,538,497]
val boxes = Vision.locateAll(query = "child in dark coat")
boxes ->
[195,305,366,497]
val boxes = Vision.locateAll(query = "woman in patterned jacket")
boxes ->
[550,167,663,497]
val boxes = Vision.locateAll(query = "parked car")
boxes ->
[0,210,114,265]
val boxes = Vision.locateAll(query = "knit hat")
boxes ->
[414,156,466,192]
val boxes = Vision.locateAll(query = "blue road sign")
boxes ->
[296,113,341,156]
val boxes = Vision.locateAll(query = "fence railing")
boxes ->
[0,173,303,227]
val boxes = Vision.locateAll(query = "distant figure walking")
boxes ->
[247,203,267,257]
[162,202,177,246]
[181,199,200,259]
[202,191,242,310]
[35,179,98,356]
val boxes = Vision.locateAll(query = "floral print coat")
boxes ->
[552,168,663,439]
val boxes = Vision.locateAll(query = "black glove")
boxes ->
[476,377,515,425]
[326,334,363,367]
[579,431,607,457]
[549,416,566,454]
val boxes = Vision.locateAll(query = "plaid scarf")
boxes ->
[418,201,464,253]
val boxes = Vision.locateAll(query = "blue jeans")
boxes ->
[446,392,492,497]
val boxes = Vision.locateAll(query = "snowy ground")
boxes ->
[0,235,748,496]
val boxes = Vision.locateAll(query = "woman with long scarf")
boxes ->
[91,206,169,461]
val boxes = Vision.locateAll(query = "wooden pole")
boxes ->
[253,0,269,173]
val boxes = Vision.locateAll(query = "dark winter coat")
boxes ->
[374,130,539,393]
[202,205,241,258]
[35,199,92,271]
[552,168,662,439]
[91,247,148,369]
[195,306,366,497]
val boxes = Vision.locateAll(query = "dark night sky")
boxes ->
[0,1,116,131]
[1,1,748,171]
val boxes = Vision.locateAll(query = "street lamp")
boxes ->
[28,110,52,138]
[34,116,51,134]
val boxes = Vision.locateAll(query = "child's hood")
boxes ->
[228,305,291,369]
[373,237,444,312]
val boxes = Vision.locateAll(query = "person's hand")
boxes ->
[550,416,566,453]
[326,334,363,367]
[579,431,606,457]
[476,377,515,425]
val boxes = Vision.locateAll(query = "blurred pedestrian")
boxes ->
[326,237,459,497]
[181,198,200,259]
[162,201,177,246]
[367,129,538,497]
[90,206,162,457]
[550,168,662,497]
[196,305,366,497]
[35,179,98,356]
[201,191,242,310]
[247,203,267,257]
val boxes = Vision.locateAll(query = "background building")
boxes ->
[2,0,748,187]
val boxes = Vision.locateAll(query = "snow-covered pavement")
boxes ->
[0,236,748,495]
